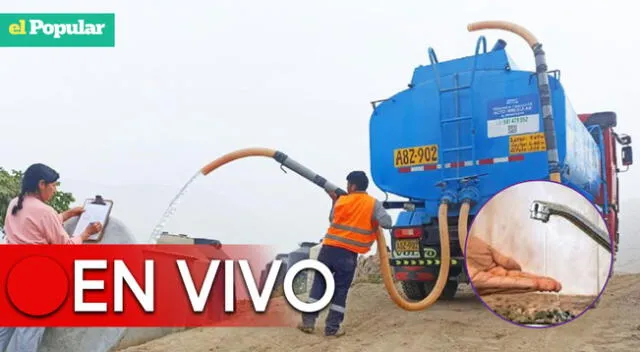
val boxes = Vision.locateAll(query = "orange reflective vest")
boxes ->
[323,192,378,254]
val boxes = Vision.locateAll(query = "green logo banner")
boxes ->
[0,13,115,47]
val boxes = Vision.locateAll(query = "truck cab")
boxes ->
[578,112,633,256]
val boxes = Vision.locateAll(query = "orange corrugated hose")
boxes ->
[200,147,277,175]
[197,147,453,311]
[377,202,451,310]
[467,21,538,47]
[458,201,471,255]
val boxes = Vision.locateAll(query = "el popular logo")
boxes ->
[1,13,114,47]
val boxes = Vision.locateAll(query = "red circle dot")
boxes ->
[6,255,69,317]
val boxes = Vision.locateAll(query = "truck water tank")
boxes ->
[369,39,602,216]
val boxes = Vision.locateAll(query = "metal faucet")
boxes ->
[529,200,612,252]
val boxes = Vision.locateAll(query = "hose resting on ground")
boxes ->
[197,147,453,311]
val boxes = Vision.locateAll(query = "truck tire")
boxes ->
[424,280,459,300]
[400,280,459,300]
[401,281,427,300]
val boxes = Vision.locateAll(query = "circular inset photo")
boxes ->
[464,180,613,328]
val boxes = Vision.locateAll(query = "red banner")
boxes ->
[0,244,313,327]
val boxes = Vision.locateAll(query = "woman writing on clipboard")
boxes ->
[3,163,102,244]
[0,164,103,352]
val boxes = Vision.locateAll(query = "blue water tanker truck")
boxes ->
[369,22,634,300]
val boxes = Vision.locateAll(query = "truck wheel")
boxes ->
[401,281,427,300]
[400,280,459,300]
[424,280,459,300]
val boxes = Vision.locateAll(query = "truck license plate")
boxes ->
[393,144,438,168]
[395,239,419,252]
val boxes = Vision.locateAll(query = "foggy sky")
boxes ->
[1,1,639,262]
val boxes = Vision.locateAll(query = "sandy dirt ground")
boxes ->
[481,292,597,325]
[118,273,640,352]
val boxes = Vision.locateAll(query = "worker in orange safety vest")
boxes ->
[298,170,392,337]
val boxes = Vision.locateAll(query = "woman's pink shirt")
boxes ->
[3,195,82,245]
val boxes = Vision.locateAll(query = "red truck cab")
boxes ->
[578,111,633,255]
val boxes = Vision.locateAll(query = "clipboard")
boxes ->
[72,195,113,242]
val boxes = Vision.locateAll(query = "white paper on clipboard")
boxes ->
[72,198,112,240]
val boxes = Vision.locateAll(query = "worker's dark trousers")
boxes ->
[302,244,357,335]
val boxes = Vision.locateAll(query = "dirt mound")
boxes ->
[353,253,390,284]
[118,273,640,352]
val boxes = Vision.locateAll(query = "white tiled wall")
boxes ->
[470,181,611,296]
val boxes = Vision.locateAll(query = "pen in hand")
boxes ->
[80,222,103,241]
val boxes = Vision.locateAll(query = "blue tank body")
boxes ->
[369,39,602,222]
